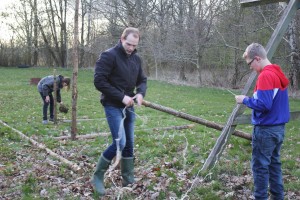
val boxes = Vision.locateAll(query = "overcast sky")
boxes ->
[0,0,13,11]
[0,0,15,41]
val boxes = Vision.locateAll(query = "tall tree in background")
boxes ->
[163,0,225,82]
[80,0,87,68]
[99,0,156,35]
[45,0,68,67]
[25,0,67,67]
[33,0,38,66]
[287,14,300,91]
[146,0,172,79]
[7,0,35,66]
[71,0,80,140]
[215,0,247,88]
[173,0,187,81]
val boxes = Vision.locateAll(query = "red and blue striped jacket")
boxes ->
[243,64,290,125]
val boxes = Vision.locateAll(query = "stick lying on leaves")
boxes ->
[53,124,195,140]
[0,119,83,173]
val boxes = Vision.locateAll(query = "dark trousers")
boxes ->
[39,92,54,120]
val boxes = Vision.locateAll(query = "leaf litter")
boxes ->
[1,142,299,200]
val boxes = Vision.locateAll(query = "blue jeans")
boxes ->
[39,92,54,120]
[251,125,285,200]
[102,106,135,161]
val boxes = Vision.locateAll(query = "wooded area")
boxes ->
[0,0,299,90]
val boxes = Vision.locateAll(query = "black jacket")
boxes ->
[94,41,147,107]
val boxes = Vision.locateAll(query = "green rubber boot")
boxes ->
[91,155,111,196]
[121,157,135,187]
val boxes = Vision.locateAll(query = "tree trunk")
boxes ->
[287,18,300,91]
[80,0,86,68]
[179,65,187,81]
[33,0,38,67]
[29,0,60,67]
[60,0,68,68]
[48,0,61,66]
[71,0,80,140]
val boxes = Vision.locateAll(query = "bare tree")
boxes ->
[214,0,247,88]
[96,0,156,33]
[71,0,80,140]
[287,16,300,91]
[5,0,35,66]
[33,0,38,66]
[150,0,226,82]
[44,0,68,67]
[144,0,172,78]
[79,0,87,68]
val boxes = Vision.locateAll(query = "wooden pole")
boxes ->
[53,124,196,140]
[54,132,109,140]
[240,0,289,8]
[70,0,80,140]
[142,100,252,140]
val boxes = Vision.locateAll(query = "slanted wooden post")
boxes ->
[240,0,288,7]
[202,0,300,171]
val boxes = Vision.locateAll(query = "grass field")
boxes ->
[0,67,299,199]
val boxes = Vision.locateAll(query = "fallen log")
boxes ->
[142,100,252,141]
[62,118,106,123]
[152,124,195,131]
[0,120,82,173]
[54,132,109,140]
[53,124,195,140]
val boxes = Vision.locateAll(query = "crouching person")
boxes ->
[37,74,70,124]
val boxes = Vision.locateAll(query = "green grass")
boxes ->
[0,67,299,199]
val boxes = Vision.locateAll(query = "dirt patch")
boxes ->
[30,78,41,85]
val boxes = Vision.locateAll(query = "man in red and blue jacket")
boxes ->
[235,43,289,200]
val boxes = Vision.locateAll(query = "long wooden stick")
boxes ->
[53,124,196,140]
[152,124,195,131]
[0,120,82,172]
[62,118,106,122]
[142,100,252,140]
[54,132,109,140]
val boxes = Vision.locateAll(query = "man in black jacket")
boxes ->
[93,27,147,196]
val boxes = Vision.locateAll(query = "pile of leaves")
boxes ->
[59,104,69,114]
[1,143,300,199]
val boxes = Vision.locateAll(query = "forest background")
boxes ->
[0,0,300,92]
